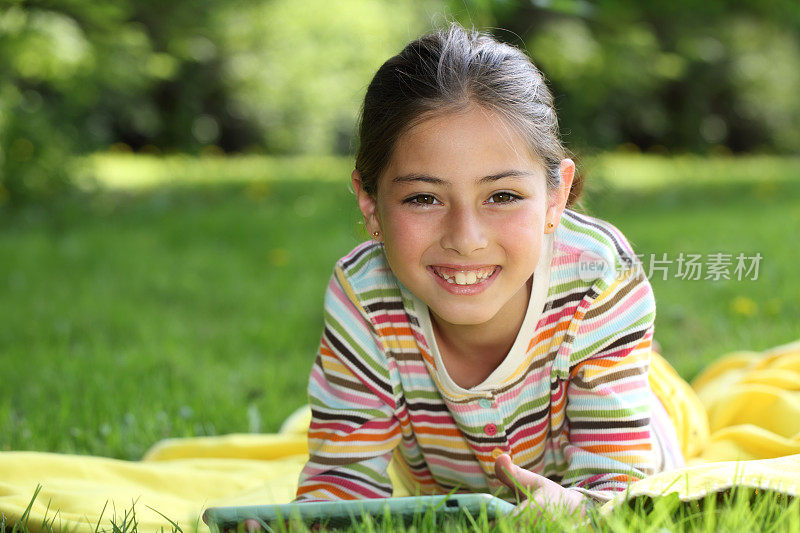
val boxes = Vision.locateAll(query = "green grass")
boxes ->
[0,174,363,457]
[0,152,798,531]
[5,485,799,532]
[579,153,800,378]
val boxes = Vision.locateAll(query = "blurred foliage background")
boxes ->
[2,0,799,206]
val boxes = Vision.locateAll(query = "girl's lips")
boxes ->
[430,265,497,279]
[427,265,501,295]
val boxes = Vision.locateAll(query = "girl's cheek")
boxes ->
[385,209,436,240]
[383,205,541,248]
[490,209,542,236]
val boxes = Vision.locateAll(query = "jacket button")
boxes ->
[491,447,504,459]
[484,423,498,436]
[478,398,492,409]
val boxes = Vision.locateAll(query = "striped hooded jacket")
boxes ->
[295,209,672,503]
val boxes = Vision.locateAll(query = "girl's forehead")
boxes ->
[402,105,513,139]
[385,107,544,179]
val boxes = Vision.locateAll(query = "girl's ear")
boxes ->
[351,169,382,237]
[545,158,575,234]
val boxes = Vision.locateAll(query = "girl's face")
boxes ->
[353,105,574,329]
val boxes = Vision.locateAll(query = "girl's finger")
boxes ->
[510,491,548,525]
[242,519,263,532]
[494,453,547,497]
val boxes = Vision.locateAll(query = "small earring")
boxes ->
[372,231,380,239]
[547,222,554,230]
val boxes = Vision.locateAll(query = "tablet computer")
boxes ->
[202,493,515,531]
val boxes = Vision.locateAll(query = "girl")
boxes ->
[293,21,684,517]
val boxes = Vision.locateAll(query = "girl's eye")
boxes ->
[404,194,440,206]
[487,192,521,204]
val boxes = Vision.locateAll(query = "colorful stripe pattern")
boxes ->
[296,209,667,503]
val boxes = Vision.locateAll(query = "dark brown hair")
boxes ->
[354,21,583,207]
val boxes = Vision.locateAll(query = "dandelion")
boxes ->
[731,296,758,317]
[246,181,271,201]
[268,248,290,267]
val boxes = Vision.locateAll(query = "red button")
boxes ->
[484,423,498,436]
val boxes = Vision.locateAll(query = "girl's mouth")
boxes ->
[430,265,498,285]
[428,265,501,295]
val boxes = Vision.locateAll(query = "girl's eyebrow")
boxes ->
[391,169,534,186]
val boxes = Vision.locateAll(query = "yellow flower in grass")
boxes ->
[246,181,271,202]
[730,296,758,317]
[268,248,290,267]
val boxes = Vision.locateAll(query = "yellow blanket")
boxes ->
[2,340,799,531]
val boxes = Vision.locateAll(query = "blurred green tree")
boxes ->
[0,0,436,206]
[445,0,800,154]
[2,0,799,207]
[215,0,437,155]
[0,2,173,205]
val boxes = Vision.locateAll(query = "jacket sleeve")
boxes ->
[557,265,658,503]
[294,265,402,501]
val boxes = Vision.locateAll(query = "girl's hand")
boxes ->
[220,519,263,532]
[493,454,587,521]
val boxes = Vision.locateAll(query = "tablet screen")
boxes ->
[203,493,515,530]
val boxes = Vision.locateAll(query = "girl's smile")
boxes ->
[428,264,501,295]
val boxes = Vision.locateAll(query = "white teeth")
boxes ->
[435,267,495,286]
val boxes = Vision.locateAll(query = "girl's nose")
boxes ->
[440,204,489,255]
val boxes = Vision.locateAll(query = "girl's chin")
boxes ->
[429,305,499,328]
